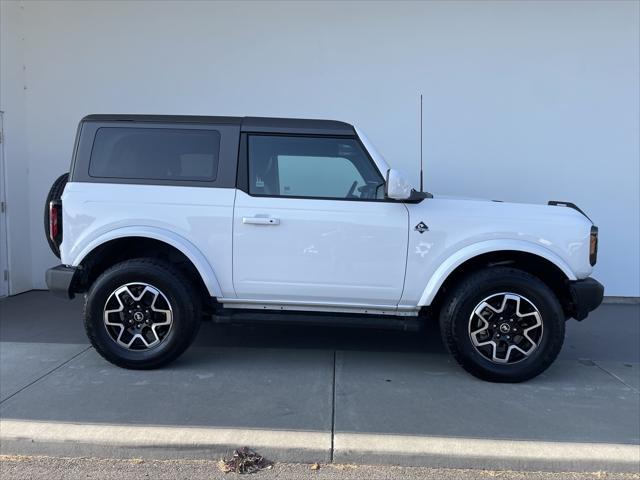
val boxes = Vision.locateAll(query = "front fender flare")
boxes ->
[71,226,222,297]
[417,239,577,307]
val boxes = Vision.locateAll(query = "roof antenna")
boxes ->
[420,93,424,193]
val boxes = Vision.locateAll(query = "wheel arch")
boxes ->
[418,240,577,314]
[70,227,222,299]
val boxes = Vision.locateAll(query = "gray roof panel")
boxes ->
[81,114,242,125]
[81,114,355,136]
[241,116,355,136]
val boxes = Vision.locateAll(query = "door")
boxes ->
[233,134,409,307]
[0,111,7,297]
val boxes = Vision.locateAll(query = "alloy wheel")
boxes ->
[103,282,173,350]
[468,292,543,364]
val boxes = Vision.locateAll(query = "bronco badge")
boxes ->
[414,222,429,233]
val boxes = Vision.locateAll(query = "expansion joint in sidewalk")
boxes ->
[329,350,337,463]
[594,361,640,394]
[0,346,91,405]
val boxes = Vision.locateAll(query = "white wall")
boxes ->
[1,0,638,296]
[0,0,32,293]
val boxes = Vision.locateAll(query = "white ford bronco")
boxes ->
[45,115,603,382]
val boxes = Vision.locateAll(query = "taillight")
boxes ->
[589,226,598,266]
[49,200,62,245]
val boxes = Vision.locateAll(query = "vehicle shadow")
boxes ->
[0,290,447,355]
[194,318,445,354]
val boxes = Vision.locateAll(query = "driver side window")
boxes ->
[248,135,385,200]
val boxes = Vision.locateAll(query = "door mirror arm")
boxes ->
[405,189,432,203]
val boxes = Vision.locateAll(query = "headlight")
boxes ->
[589,226,598,266]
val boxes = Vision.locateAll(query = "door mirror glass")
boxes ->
[385,169,414,200]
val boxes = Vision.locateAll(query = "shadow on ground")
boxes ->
[1,291,638,361]
[0,290,445,353]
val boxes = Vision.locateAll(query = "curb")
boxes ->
[334,432,640,473]
[0,420,331,463]
[2,420,639,472]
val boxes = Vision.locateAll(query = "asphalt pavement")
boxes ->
[2,455,639,480]
[0,291,638,473]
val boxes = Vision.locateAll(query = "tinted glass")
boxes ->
[248,136,385,200]
[89,127,220,181]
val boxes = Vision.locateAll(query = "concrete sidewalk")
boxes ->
[0,292,639,472]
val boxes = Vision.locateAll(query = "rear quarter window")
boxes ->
[89,127,221,181]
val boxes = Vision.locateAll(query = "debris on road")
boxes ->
[218,447,273,474]
[310,463,320,470]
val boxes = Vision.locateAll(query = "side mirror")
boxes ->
[385,169,414,200]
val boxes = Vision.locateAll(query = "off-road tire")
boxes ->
[84,258,201,369]
[439,267,564,383]
[44,172,69,258]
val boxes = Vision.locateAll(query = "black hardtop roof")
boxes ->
[81,114,355,136]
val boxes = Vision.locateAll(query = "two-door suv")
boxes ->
[45,115,604,382]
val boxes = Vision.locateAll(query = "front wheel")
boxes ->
[439,267,565,382]
[84,258,201,369]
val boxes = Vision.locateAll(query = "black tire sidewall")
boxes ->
[85,260,199,369]
[443,269,564,382]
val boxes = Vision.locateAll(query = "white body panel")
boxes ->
[232,190,409,306]
[401,197,593,307]
[60,132,595,313]
[61,182,235,298]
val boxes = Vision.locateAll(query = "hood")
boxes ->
[431,193,493,202]
[428,194,593,224]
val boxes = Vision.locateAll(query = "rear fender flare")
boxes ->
[71,226,222,297]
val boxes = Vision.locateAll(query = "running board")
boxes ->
[212,310,421,331]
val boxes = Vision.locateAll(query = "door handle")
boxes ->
[242,216,280,225]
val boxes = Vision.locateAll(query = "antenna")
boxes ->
[419,93,424,193]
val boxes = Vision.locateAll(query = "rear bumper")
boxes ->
[568,278,604,321]
[45,265,77,299]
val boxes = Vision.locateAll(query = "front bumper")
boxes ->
[568,278,604,321]
[45,265,77,299]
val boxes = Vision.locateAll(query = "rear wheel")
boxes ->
[439,267,564,382]
[44,173,69,258]
[84,258,201,369]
